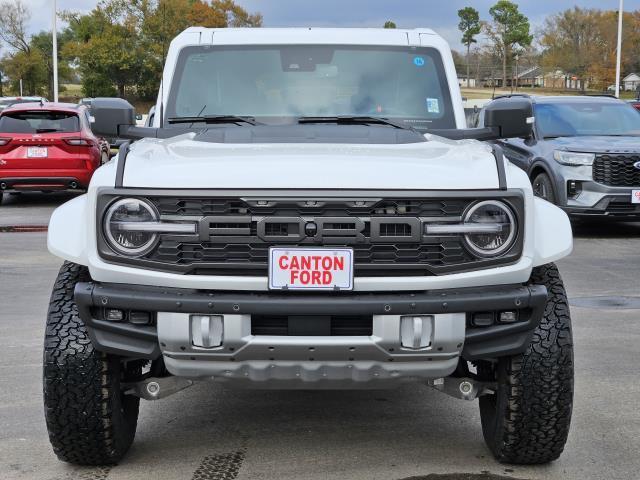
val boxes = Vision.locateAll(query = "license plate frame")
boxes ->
[268,247,354,291]
[632,190,640,204]
[27,146,48,158]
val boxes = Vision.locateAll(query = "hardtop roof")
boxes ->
[170,27,441,47]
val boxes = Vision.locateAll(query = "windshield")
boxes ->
[0,111,79,133]
[535,102,640,138]
[166,45,455,129]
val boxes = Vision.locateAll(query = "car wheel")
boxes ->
[478,263,574,464]
[532,172,556,204]
[43,262,142,465]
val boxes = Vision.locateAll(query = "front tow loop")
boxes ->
[427,377,496,401]
[125,376,195,400]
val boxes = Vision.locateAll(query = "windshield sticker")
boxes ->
[413,56,425,67]
[426,98,440,113]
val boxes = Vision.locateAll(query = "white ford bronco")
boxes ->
[44,28,574,466]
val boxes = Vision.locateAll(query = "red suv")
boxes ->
[0,102,110,203]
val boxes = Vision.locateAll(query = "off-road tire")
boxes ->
[43,262,141,466]
[479,263,574,464]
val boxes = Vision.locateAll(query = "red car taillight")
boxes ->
[64,138,92,146]
[0,138,11,146]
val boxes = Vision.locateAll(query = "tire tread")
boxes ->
[43,261,138,466]
[481,263,574,464]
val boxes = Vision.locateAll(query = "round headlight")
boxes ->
[463,200,517,257]
[104,198,159,256]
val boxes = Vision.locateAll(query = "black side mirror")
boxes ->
[90,98,136,137]
[483,97,534,139]
[90,98,156,140]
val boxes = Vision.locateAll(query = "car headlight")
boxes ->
[103,198,159,256]
[553,150,595,166]
[463,200,517,257]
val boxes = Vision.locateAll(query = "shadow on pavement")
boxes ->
[571,219,640,238]
[1,191,79,208]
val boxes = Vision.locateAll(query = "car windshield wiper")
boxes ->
[36,128,61,133]
[297,116,416,131]
[167,115,258,126]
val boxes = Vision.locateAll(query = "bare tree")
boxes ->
[0,0,31,53]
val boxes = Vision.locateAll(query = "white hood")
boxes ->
[121,134,500,190]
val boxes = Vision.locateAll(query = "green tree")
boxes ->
[1,49,48,95]
[30,31,73,99]
[384,21,397,29]
[486,0,532,88]
[62,0,262,100]
[0,0,49,95]
[458,7,481,86]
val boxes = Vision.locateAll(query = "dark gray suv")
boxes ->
[482,95,640,219]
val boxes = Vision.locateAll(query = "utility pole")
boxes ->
[615,0,624,98]
[52,0,59,102]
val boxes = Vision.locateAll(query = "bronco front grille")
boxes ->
[150,239,471,276]
[97,192,525,277]
[593,154,640,187]
[150,197,467,217]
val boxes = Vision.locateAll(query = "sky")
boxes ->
[23,0,640,50]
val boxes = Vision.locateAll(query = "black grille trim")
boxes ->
[593,154,640,187]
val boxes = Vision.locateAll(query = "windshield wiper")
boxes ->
[36,128,61,133]
[167,115,258,126]
[297,116,416,131]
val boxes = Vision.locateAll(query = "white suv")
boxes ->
[44,27,574,467]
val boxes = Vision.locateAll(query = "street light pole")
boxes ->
[52,0,58,102]
[615,0,624,98]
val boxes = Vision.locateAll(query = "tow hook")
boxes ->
[427,377,496,401]
[125,376,194,400]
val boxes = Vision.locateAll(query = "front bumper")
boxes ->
[554,164,640,217]
[75,282,547,386]
[564,193,640,218]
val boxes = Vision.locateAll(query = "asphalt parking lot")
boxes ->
[1,193,639,480]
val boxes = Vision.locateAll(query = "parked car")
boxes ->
[78,98,127,150]
[480,95,640,218]
[0,96,48,112]
[144,105,155,127]
[0,102,109,203]
[45,27,574,467]
[627,99,640,112]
